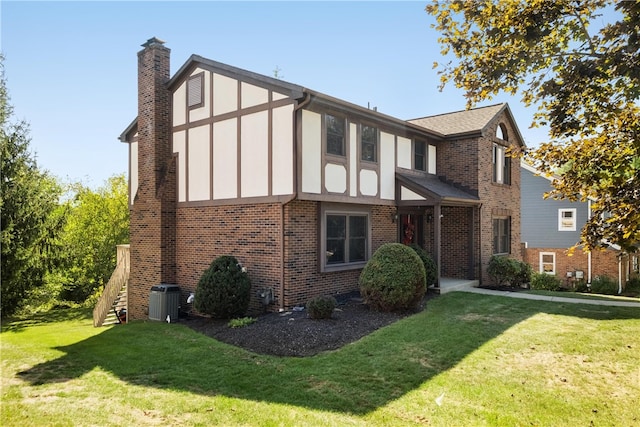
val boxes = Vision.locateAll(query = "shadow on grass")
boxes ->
[14,293,640,415]
[1,307,92,333]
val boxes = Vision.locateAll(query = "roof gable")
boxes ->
[408,103,525,146]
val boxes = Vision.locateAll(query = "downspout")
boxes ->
[277,92,312,311]
[618,256,622,295]
[587,199,592,284]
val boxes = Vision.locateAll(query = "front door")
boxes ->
[399,213,423,246]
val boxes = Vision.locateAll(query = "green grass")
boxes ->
[2,294,639,426]
[524,289,640,302]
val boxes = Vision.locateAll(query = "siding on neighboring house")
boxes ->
[521,167,589,248]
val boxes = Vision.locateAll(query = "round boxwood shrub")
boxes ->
[306,295,337,319]
[194,255,251,319]
[359,243,426,312]
[409,244,437,287]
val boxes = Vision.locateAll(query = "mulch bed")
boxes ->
[182,291,438,357]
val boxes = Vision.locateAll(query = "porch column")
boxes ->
[434,203,442,287]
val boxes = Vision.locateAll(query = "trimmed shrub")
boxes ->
[512,260,533,288]
[194,255,251,319]
[359,243,426,312]
[530,272,562,291]
[409,244,437,286]
[487,255,519,287]
[307,295,337,319]
[574,279,590,293]
[623,276,640,297]
[590,275,618,295]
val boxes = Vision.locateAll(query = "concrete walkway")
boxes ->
[457,286,640,308]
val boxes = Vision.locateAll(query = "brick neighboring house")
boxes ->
[120,38,525,320]
[520,161,638,291]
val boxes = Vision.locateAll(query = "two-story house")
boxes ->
[521,161,637,290]
[120,38,525,319]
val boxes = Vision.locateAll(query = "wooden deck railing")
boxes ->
[92,245,130,327]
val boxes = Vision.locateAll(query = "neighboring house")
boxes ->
[120,38,525,320]
[520,161,638,290]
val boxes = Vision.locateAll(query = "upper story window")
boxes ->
[187,73,204,109]
[414,140,426,171]
[492,217,511,255]
[558,208,577,231]
[361,125,377,162]
[496,123,508,141]
[493,143,511,185]
[326,114,345,156]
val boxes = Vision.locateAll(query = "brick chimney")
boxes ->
[128,37,177,320]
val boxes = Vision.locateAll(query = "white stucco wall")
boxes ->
[360,169,378,196]
[241,111,269,197]
[212,118,237,200]
[187,125,211,201]
[380,132,395,200]
[397,136,411,169]
[172,131,187,202]
[325,163,347,193]
[301,110,322,194]
[213,73,238,116]
[241,82,269,109]
[271,104,294,195]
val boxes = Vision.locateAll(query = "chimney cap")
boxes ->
[141,37,166,48]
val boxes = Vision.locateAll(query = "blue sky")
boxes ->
[2,1,548,188]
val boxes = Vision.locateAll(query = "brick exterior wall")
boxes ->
[477,116,522,285]
[433,111,522,285]
[140,200,399,316]
[523,246,630,288]
[128,39,177,320]
[282,201,396,308]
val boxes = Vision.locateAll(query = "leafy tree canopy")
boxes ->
[427,0,640,251]
[1,56,66,315]
[55,174,129,303]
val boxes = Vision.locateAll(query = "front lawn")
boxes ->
[2,293,639,426]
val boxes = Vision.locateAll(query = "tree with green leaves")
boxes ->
[1,56,66,315]
[54,174,129,302]
[427,0,640,251]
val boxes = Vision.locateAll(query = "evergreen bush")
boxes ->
[590,276,618,295]
[409,244,437,286]
[530,272,562,291]
[194,255,251,319]
[306,295,337,319]
[359,243,426,312]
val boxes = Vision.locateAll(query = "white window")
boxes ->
[540,252,556,274]
[320,204,371,271]
[558,208,576,231]
[492,143,511,185]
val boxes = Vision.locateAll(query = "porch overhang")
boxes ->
[395,173,481,207]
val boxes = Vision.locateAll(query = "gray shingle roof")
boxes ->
[397,173,480,205]
[408,103,507,137]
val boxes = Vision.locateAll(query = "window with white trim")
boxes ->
[558,208,576,231]
[321,205,370,271]
[540,252,556,274]
[492,143,511,185]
